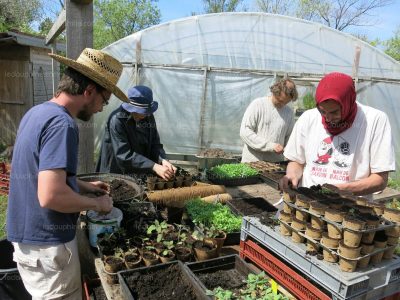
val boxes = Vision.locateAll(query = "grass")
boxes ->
[0,195,7,239]
[388,176,400,191]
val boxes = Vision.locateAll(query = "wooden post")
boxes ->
[65,0,94,174]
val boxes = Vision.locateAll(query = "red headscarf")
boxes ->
[315,72,358,136]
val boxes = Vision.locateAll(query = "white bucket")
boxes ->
[87,207,123,247]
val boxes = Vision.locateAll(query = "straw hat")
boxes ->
[49,48,128,102]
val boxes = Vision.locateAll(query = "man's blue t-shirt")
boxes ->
[7,101,79,244]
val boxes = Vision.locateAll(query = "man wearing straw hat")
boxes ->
[96,85,177,180]
[7,48,128,299]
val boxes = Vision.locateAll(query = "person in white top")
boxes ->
[280,72,395,197]
[240,78,298,162]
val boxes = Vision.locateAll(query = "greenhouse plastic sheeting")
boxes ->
[94,12,400,172]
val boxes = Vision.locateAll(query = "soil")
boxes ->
[93,286,107,300]
[123,263,200,300]
[109,179,139,201]
[247,161,286,173]
[229,197,277,216]
[119,203,157,236]
[225,183,282,205]
[198,148,234,158]
[261,172,285,182]
[197,269,245,291]
[258,214,280,227]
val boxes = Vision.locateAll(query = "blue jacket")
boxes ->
[96,105,166,175]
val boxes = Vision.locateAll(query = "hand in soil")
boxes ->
[95,194,113,214]
[153,163,175,180]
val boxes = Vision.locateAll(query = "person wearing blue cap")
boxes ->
[96,85,176,180]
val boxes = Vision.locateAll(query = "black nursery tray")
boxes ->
[226,197,277,217]
[118,261,209,300]
[206,172,260,186]
[185,254,257,293]
[259,171,285,190]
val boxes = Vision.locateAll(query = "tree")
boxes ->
[94,0,161,49]
[255,0,296,15]
[384,27,400,61]
[0,0,41,32]
[254,0,393,32]
[202,0,245,13]
[296,0,393,31]
[38,17,53,36]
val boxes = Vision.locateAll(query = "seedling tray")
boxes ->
[280,219,397,261]
[241,216,400,300]
[185,254,256,292]
[259,171,285,190]
[118,261,209,300]
[285,200,396,234]
[206,172,260,186]
[196,155,238,170]
[226,197,277,217]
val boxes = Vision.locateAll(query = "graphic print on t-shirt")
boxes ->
[314,136,333,165]
[311,135,352,183]
[333,136,350,168]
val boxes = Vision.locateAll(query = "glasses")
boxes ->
[100,92,110,106]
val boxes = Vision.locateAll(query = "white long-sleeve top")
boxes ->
[240,96,295,162]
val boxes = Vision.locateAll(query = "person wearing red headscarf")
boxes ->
[280,72,395,198]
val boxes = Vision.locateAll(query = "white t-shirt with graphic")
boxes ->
[284,103,395,188]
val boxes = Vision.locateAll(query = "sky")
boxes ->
[156,0,400,41]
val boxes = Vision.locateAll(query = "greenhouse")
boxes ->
[97,12,400,172]
[3,9,400,300]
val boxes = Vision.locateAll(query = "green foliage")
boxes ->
[386,198,400,210]
[0,195,7,239]
[38,17,53,36]
[0,0,41,32]
[384,27,400,61]
[202,0,245,13]
[94,0,161,49]
[302,92,316,110]
[206,287,234,299]
[388,177,400,191]
[186,198,242,233]
[209,163,259,179]
[146,220,168,242]
[206,272,289,300]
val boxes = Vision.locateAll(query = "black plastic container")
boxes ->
[226,197,277,217]
[118,261,209,300]
[119,201,157,236]
[259,171,285,190]
[185,254,257,292]
[0,239,31,300]
[206,172,260,186]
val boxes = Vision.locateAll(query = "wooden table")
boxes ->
[372,187,400,202]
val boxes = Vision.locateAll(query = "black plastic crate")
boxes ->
[226,197,277,217]
[224,231,240,246]
[118,261,209,300]
[185,254,257,293]
[259,171,285,190]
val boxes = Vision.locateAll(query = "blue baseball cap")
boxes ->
[121,86,158,114]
